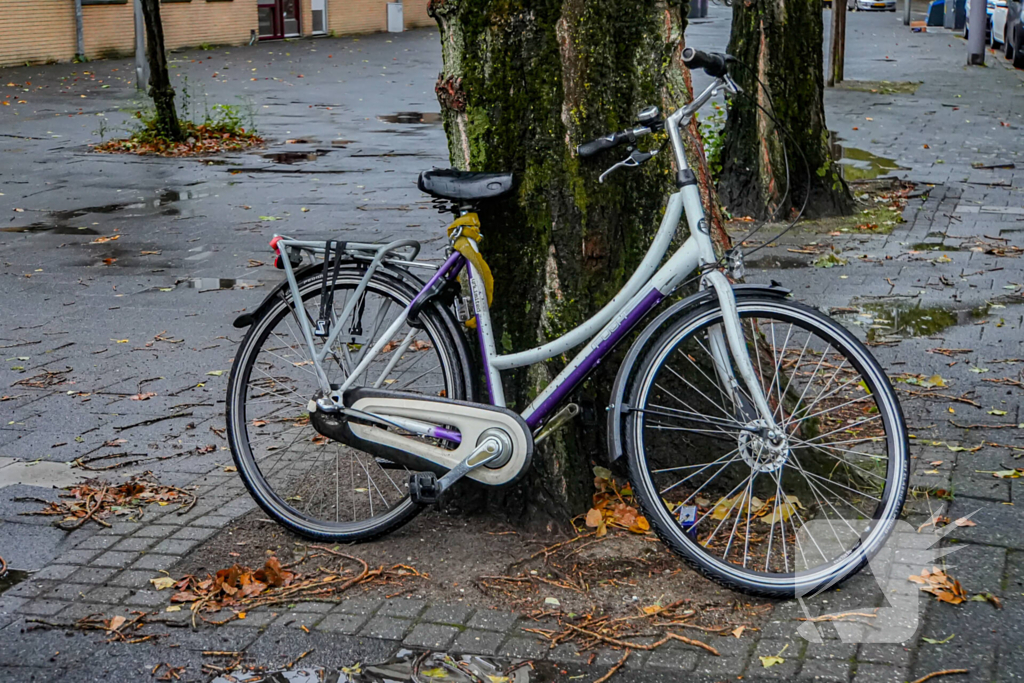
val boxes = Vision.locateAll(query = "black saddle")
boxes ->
[417,169,514,202]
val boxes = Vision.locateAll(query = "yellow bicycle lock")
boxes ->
[446,213,493,329]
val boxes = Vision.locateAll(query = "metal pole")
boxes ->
[967,0,987,64]
[134,0,149,91]
[903,0,912,25]
[74,0,85,61]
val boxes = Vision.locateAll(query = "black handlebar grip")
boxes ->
[682,47,729,78]
[576,132,621,158]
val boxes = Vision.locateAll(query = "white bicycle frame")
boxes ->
[275,76,782,441]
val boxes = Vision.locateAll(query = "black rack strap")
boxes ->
[315,241,345,337]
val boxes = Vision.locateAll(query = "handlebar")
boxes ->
[577,131,630,158]
[681,47,730,78]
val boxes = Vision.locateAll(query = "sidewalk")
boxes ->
[2,9,1024,682]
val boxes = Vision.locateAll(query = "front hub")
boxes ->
[737,419,789,473]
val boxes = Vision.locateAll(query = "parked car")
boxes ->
[1003,0,1024,65]
[848,0,897,10]
[965,0,996,40]
[991,0,1016,45]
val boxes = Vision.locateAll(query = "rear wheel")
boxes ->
[624,298,909,598]
[227,267,470,542]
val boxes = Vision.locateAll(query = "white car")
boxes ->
[991,0,1020,46]
[848,0,897,10]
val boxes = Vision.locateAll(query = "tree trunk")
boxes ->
[428,0,727,522]
[719,0,853,220]
[827,1,847,87]
[139,0,183,142]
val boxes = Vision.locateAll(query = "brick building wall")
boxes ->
[0,0,430,68]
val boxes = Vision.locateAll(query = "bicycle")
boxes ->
[226,48,909,598]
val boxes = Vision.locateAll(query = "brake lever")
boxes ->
[721,73,742,96]
[598,148,659,184]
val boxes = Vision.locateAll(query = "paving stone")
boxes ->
[402,623,459,650]
[56,549,101,565]
[83,586,133,604]
[89,551,139,569]
[315,613,369,635]
[65,566,119,585]
[2,580,49,599]
[17,599,67,616]
[191,515,235,528]
[29,565,78,581]
[857,644,912,666]
[806,641,858,660]
[451,629,506,656]
[360,615,412,640]
[272,611,325,631]
[110,537,158,553]
[131,525,179,539]
[497,636,547,659]
[645,643,699,672]
[95,522,141,536]
[36,582,92,602]
[74,535,120,551]
[466,609,518,632]
[801,658,853,681]
[290,601,335,614]
[107,570,155,589]
[378,598,426,619]
[852,664,909,683]
[124,590,167,607]
[224,610,279,628]
[331,596,383,617]
[421,603,473,625]
[149,539,198,555]
[169,526,218,542]
[129,554,180,571]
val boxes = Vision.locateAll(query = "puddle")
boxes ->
[909,242,961,252]
[745,254,811,270]
[188,278,263,292]
[834,299,1023,341]
[0,569,30,595]
[211,650,556,683]
[263,150,331,164]
[830,134,908,181]
[0,224,99,235]
[376,112,442,125]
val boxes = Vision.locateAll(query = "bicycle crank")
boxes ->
[308,388,534,487]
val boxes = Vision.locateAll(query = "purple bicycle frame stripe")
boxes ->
[431,426,462,443]
[525,288,664,430]
[408,251,463,310]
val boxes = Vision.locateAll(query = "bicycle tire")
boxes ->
[623,297,909,598]
[227,266,471,542]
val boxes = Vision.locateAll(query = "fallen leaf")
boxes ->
[107,615,126,632]
[129,392,156,401]
[988,410,1007,416]
[731,625,747,638]
[585,508,603,528]
[150,576,176,590]
[90,235,120,244]
[952,517,976,527]
[223,465,237,473]
[921,633,955,644]
[206,370,225,376]
[165,605,181,612]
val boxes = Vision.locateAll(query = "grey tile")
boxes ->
[378,598,425,619]
[852,664,909,683]
[18,599,67,616]
[466,609,518,633]
[360,615,412,640]
[30,565,78,581]
[403,623,459,650]
[110,537,157,552]
[169,526,218,541]
[315,613,368,635]
[83,586,133,604]
[451,629,505,656]
[149,539,197,555]
[89,551,138,569]
[129,554,180,571]
[422,603,473,626]
[332,597,383,617]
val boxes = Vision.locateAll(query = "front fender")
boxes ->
[605,283,790,462]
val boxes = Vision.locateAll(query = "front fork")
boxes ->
[702,271,783,436]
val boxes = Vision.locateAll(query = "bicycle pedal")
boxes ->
[408,472,440,506]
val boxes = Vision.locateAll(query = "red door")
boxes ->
[258,0,300,40]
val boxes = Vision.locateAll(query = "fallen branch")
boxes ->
[909,670,969,683]
[565,623,719,656]
[593,649,631,683]
[114,411,193,433]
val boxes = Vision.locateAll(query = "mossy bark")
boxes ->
[719,0,853,220]
[139,0,183,142]
[429,0,726,521]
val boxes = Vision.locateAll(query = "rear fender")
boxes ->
[605,283,791,462]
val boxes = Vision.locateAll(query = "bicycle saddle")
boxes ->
[417,169,514,202]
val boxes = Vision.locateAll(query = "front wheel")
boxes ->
[623,297,909,598]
